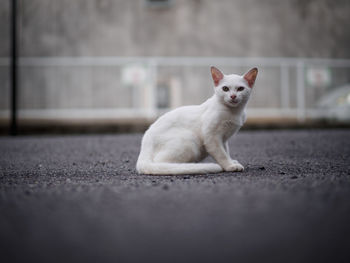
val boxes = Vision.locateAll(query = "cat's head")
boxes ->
[211,66,258,108]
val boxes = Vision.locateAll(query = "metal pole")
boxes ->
[10,0,18,135]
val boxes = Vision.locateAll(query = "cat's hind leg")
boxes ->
[153,137,203,163]
[137,130,222,175]
[137,139,222,175]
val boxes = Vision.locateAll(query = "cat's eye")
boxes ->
[237,86,245,92]
[222,86,229,92]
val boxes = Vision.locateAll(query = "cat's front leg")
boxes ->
[205,138,244,172]
[224,142,244,172]
[225,160,244,172]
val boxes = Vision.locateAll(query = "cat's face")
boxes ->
[211,66,258,108]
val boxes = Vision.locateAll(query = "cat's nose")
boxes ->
[231,94,236,100]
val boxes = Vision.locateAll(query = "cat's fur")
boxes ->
[136,66,258,175]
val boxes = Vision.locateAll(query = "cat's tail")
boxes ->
[136,161,223,175]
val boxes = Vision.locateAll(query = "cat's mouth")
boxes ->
[226,99,240,107]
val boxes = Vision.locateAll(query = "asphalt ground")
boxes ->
[0,129,349,263]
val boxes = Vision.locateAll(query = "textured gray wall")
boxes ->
[0,0,350,113]
[11,0,350,57]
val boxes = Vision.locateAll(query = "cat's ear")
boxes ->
[211,66,224,86]
[243,67,258,88]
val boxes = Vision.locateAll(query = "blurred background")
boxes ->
[1,0,350,134]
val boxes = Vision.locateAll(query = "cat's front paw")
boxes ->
[224,161,244,172]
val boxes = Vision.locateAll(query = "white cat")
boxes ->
[136,66,258,175]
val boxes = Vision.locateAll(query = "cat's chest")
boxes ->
[203,115,242,141]
[222,119,241,130]
[201,107,245,139]
[221,119,242,140]
[220,110,244,129]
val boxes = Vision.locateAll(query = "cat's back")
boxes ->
[145,99,207,137]
[149,104,204,132]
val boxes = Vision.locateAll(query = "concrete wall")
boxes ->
[1,0,350,115]
[9,0,350,57]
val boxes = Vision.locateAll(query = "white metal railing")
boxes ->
[2,56,350,67]
[1,56,350,122]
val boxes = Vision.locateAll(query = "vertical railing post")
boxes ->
[10,0,18,135]
[148,59,157,119]
[296,60,306,122]
[280,63,290,110]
